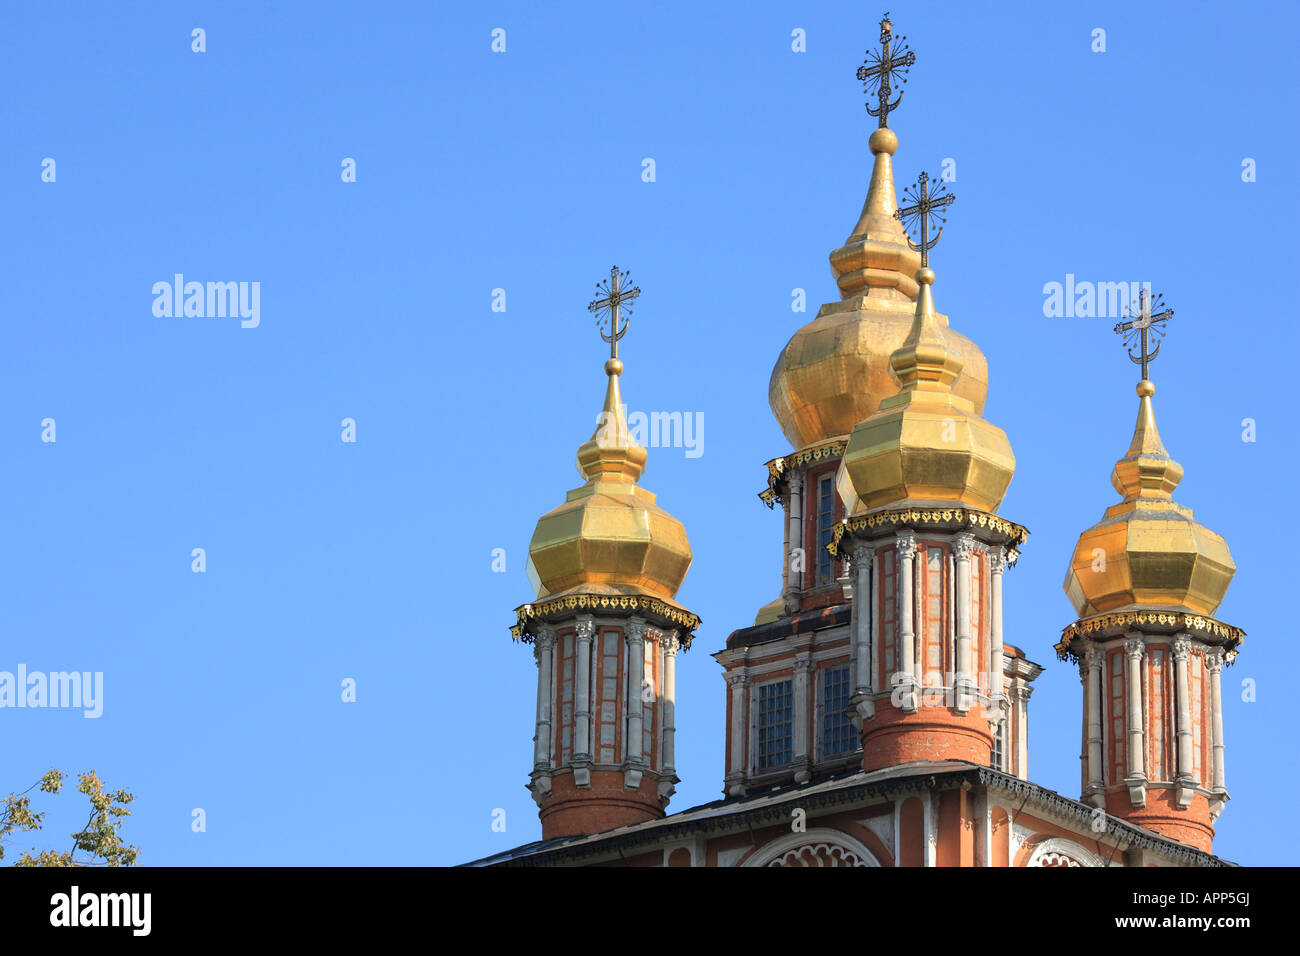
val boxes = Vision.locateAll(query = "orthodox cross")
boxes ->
[1113,288,1173,381]
[895,171,955,267]
[588,265,640,361]
[857,13,916,128]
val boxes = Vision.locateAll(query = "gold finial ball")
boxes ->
[1137,380,1155,397]
[915,267,935,285]
[868,127,898,156]
[605,358,623,376]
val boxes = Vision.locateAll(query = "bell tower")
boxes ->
[1059,292,1242,853]
[512,267,699,840]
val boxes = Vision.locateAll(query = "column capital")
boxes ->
[850,542,873,566]
[786,470,804,495]
[793,655,813,674]
[1124,637,1145,659]
[627,617,647,646]
[987,546,1008,575]
[534,625,556,651]
[1083,644,1104,670]
[1171,635,1192,662]
[1205,646,1225,673]
[952,533,976,561]
[662,630,682,656]
[727,672,751,689]
[896,532,917,560]
[574,617,596,643]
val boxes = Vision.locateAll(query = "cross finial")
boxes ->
[895,171,955,268]
[857,12,916,128]
[588,266,640,363]
[1113,288,1173,381]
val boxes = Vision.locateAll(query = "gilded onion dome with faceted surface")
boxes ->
[836,266,1015,515]
[769,127,988,451]
[1063,380,1234,617]
[525,357,692,602]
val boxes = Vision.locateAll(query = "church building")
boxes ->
[466,15,1244,868]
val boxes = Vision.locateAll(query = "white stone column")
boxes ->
[784,472,804,611]
[1172,636,1195,807]
[1079,658,1089,796]
[1013,685,1031,780]
[781,481,792,595]
[1207,647,1226,793]
[851,543,875,724]
[626,619,647,766]
[870,545,880,703]
[1085,644,1105,803]
[726,672,750,796]
[1124,638,1146,800]
[662,631,680,775]
[533,627,556,770]
[573,618,595,768]
[896,533,918,712]
[952,534,975,713]
[793,654,812,782]
[924,790,939,867]
[988,547,1006,700]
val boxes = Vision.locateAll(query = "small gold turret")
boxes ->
[525,268,692,602]
[1064,378,1234,617]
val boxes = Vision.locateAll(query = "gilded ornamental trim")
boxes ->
[1056,611,1245,661]
[758,440,848,509]
[512,594,700,646]
[827,507,1030,558]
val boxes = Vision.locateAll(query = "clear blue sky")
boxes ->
[2,1,1294,866]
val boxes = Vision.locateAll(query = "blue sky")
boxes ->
[1,0,1294,866]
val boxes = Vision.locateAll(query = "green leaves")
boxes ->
[1,769,139,867]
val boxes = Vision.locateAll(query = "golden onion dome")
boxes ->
[769,127,988,451]
[1064,380,1234,617]
[836,267,1014,514]
[525,356,692,601]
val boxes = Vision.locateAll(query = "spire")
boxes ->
[832,13,922,300]
[887,267,964,391]
[887,172,962,393]
[1109,290,1182,500]
[575,357,647,483]
[1110,380,1184,501]
[577,266,647,482]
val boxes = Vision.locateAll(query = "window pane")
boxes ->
[822,666,857,757]
[757,680,793,770]
[817,476,834,584]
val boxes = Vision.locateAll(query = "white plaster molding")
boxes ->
[741,828,881,868]
[1025,837,1106,869]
